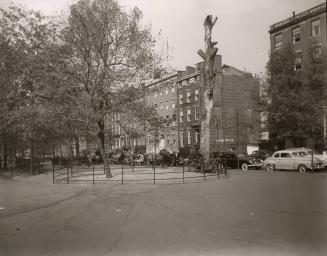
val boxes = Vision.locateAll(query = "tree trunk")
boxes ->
[74,136,80,157]
[30,135,34,175]
[97,119,112,178]
[3,133,8,170]
[198,15,218,163]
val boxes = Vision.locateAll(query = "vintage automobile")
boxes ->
[250,150,273,161]
[263,149,324,173]
[288,147,327,168]
[213,152,263,171]
[237,153,264,171]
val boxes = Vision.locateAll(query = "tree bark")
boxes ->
[198,15,218,163]
[74,136,80,157]
[3,133,8,170]
[30,133,34,175]
[97,119,112,178]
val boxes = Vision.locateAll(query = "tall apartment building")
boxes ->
[269,2,326,71]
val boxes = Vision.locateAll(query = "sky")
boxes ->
[0,0,323,75]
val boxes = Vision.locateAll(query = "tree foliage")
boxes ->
[0,0,163,176]
[264,43,327,148]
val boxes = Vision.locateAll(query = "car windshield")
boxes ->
[292,152,300,157]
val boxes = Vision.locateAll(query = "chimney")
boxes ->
[185,66,195,74]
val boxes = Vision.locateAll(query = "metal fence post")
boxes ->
[122,164,124,185]
[52,162,55,184]
[10,168,13,181]
[204,169,206,181]
[183,164,185,183]
[66,165,69,184]
[92,164,95,184]
[154,164,156,184]
[70,159,73,177]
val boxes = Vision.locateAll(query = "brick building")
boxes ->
[144,73,179,153]
[269,2,326,71]
[177,56,261,154]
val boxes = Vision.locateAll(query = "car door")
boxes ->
[279,152,292,169]
[272,152,281,169]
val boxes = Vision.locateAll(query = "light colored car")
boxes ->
[288,147,327,168]
[263,149,324,173]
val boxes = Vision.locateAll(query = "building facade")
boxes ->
[144,73,179,153]
[176,59,261,154]
[269,2,326,71]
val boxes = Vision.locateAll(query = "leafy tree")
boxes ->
[62,0,156,177]
[0,5,62,172]
[265,43,327,149]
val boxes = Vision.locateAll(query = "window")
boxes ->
[189,77,195,83]
[160,102,163,110]
[281,153,291,158]
[195,131,200,145]
[313,42,322,58]
[154,93,158,98]
[274,33,282,50]
[179,93,183,104]
[294,49,302,71]
[180,110,184,122]
[180,131,184,146]
[194,89,199,101]
[187,130,191,145]
[194,106,200,120]
[172,102,175,109]
[166,101,169,110]
[159,89,163,96]
[171,87,175,93]
[311,19,320,37]
[182,80,187,86]
[187,108,191,121]
[274,153,280,158]
[165,88,169,94]
[292,27,300,43]
[186,91,191,103]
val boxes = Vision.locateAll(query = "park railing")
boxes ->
[52,159,229,185]
[0,158,53,180]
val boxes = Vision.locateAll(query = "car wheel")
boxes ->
[241,163,248,171]
[265,164,274,172]
[298,164,307,174]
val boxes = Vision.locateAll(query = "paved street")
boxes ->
[1,169,327,256]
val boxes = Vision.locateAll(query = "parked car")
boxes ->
[214,152,263,170]
[263,149,324,173]
[287,147,327,168]
[250,150,273,161]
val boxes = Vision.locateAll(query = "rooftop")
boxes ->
[269,2,326,34]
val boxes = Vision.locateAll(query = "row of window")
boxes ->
[152,86,175,98]
[179,89,199,104]
[179,106,200,122]
[158,100,176,110]
[274,18,321,49]
[178,75,200,87]
[179,130,200,146]
[292,44,321,71]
